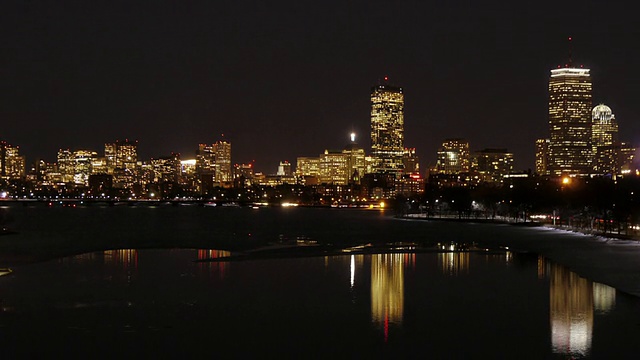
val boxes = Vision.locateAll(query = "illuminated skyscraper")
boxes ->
[277,161,292,176]
[196,144,215,175]
[104,143,116,174]
[73,150,97,185]
[343,133,366,184]
[319,150,349,185]
[548,65,593,175]
[296,157,320,178]
[535,138,550,175]
[0,141,25,179]
[619,142,637,175]
[115,139,138,171]
[402,148,420,174]
[57,149,74,183]
[57,149,98,185]
[370,82,404,176]
[591,104,618,174]
[104,140,138,190]
[435,138,470,174]
[151,153,181,183]
[213,140,232,183]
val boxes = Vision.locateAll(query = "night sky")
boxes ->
[2,1,639,173]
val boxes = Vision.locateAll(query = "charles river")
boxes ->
[1,204,640,358]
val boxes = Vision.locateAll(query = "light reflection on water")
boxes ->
[0,246,628,357]
[543,258,616,358]
[438,252,470,276]
[196,249,231,279]
[371,253,405,339]
[549,263,594,357]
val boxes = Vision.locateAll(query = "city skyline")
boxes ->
[2,1,639,172]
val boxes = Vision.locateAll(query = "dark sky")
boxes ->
[2,0,639,173]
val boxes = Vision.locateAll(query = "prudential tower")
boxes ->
[547,45,593,176]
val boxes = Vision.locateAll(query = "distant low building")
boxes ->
[471,148,514,184]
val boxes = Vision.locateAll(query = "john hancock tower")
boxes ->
[370,79,404,177]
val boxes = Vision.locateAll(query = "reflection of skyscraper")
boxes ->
[371,254,404,338]
[104,249,139,270]
[438,251,470,276]
[548,65,593,175]
[549,264,593,357]
[197,249,231,279]
[350,254,364,289]
[371,82,404,176]
[592,282,616,314]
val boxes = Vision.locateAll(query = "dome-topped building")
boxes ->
[592,103,619,174]
[592,104,614,123]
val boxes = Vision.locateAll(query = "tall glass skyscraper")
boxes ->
[591,104,619,174]
[548,67,593,175]
[370,83,404,176]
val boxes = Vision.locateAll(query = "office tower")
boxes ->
[319,150,349,185]
[472,148,514,183]
[151,153,181,183]
[57,149,97,185]
[548,64,593,175]
[196,144,215,175]
[103,140,138,190]
[434,138,470,174]
[535,139,550,175]
[115,139,138,171]
[591,104,619,174]
[0,141,25,179]
[343,133,367,184]
[57,149,74,183]
[74,150,97,185]
[370,82,404,176]
[234,163,255,186]
[213,140,231,183]
[619,142,637,175]
[277,161,292,176]
[402,148,420,174]
[104,143,116,174]
[91,157,108,174]
[296,157,320,178]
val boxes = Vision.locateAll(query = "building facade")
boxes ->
[548,67,593,175]
[370,83,404,176]
[591,104,619,174]
[213,140,232,184]
[535,138,550,175]
[471,148,514,184]
[343,134,367,184]
[434,138,470,175]
[0,142,25,179]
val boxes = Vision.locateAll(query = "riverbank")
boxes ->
[3,204,640,298]
[401,214,640,297]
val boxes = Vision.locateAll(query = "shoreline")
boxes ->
[401,213,640,298]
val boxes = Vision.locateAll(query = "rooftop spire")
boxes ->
[568,36,573,67]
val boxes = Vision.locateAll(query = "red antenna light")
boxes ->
[384,76,389,81]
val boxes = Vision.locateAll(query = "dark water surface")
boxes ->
[1,205,640,358]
